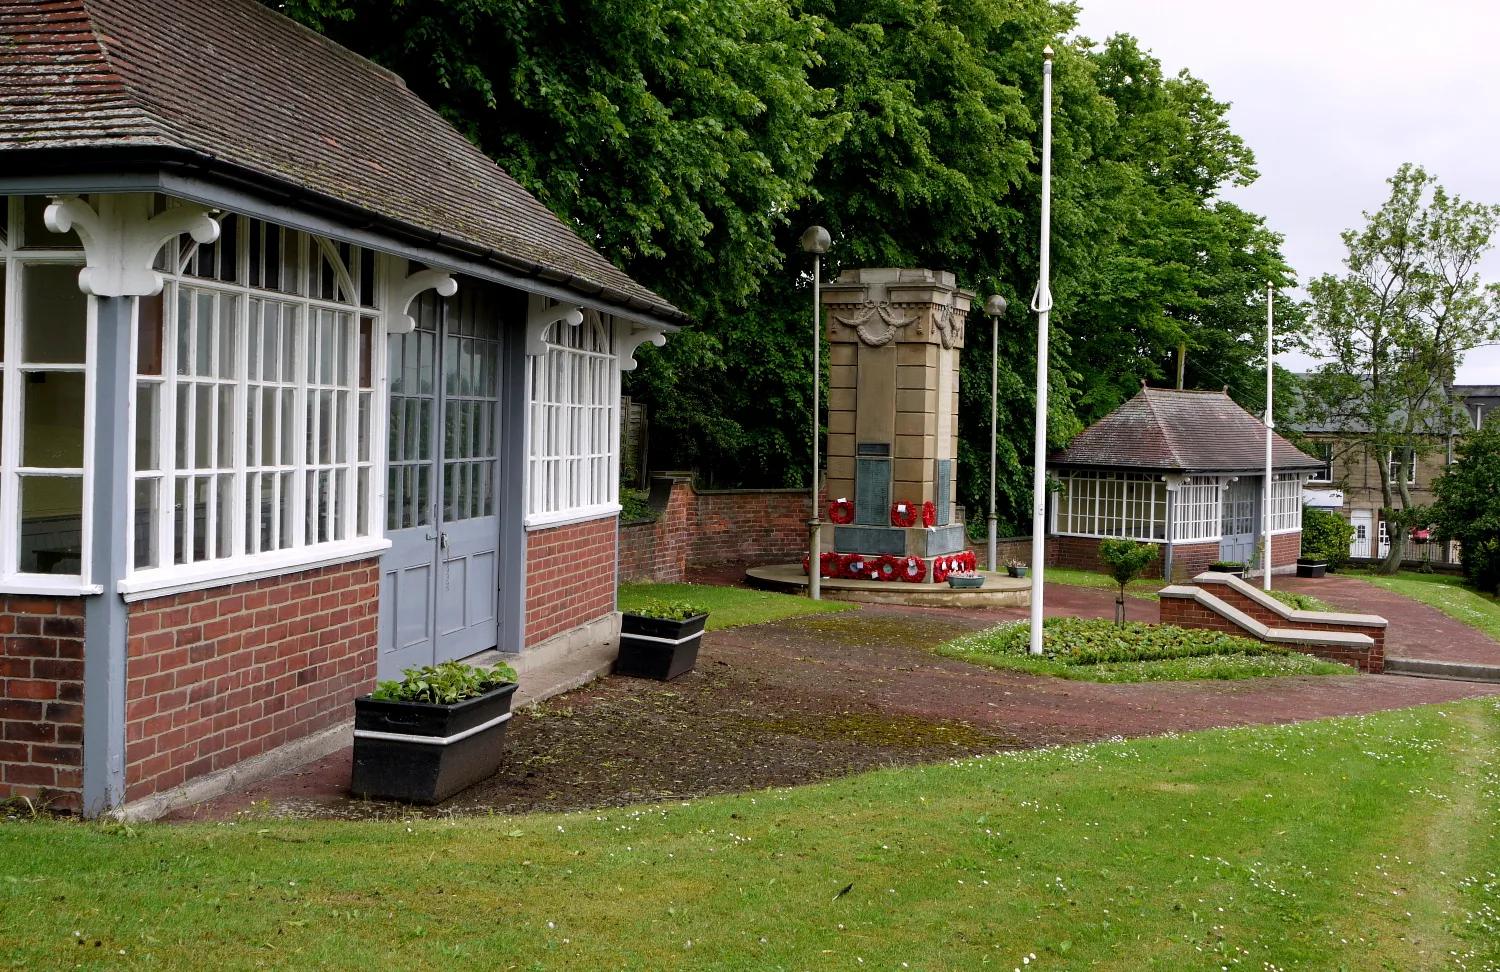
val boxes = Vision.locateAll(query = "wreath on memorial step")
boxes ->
[802,552,843,577]
[898,555,926,583]
[890,501,918,528]
[828,498,855,524]
[931,556,953,584]
[842,553,869,579]
[873,554,901,581]
[921,501,937,527]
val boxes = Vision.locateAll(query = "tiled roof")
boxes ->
[0,0,684,322]
[1050,387,1324,473]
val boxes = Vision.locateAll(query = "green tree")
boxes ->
[1300,505,1355,569]
[1300,165,1500,573]
[1098,537,1158,625]
[1431,421,1500,593]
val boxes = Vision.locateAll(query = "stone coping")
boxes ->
[1159,585,1375,648]
[1189,571,1388,628]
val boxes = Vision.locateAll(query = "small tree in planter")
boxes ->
[618,599,709,681]
[1098,538,1159,626]
[351,660,518,805]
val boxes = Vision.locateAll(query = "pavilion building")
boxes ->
[0,0,682,815]
[1047,387,1324,581]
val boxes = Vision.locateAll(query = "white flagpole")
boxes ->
[1028,46,1055,656]
[1262,282,1274,592]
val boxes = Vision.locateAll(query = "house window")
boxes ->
[1053,470,1167,541]
[128,212,380,583]
[1386,449,1417,486]
[1269,473,1303,532]
[1172,476,1222,542]
[0,197,90,583]
[526,308,618,525]
[1307,441,1334,483]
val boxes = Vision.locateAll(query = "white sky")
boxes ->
[1071,0,1500,383]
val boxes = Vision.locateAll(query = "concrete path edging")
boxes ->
[1385,657,1500,684]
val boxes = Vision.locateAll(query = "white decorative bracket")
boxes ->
[617,321,666,371]
[389,269,459,335]
[526,300,584,356]
[44,194,220,297]
[1162,474,1188,492]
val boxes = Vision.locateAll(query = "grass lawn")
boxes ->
[1044,567,1162,600]
[936,618,1353,683]
[618,582,853,631]
[1358,571,1500,643]
[3,700,1497,970]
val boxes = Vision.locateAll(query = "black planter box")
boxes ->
[1296,558,1328,578]
[350,682,517,805]
[616,613,708,681]
[1209,563,1245,578]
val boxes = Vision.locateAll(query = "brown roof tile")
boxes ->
[1050,387,1324,473]
[0,0,683,321]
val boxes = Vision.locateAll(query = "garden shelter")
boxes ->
[1048,387,1324,581]
[0,0,682,815]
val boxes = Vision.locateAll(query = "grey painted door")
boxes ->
[379,285,503,677]
[1218,476,1261,569]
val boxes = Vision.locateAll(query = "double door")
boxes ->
[380,285,505,677]
[1218,476,1261,569]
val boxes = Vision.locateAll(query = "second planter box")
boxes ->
[616,612,709,681]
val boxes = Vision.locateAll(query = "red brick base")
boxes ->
[526,517,618,647]
[124,559,380,803]
[0,597,85,812]
[1159,593,1383,673]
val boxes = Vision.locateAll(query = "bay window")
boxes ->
[1269,473,1303,533]
[1172,476,1222,542]
[1053,470,1167,541]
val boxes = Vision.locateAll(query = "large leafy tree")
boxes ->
[270,0,1297,529]
[1300,165,1500,573]
[1430,420,1500,593]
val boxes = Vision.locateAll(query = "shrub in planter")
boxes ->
[351,660,518,805]
[1209,561,1245,577]
[618,599,709,681]
[1005,559,1029,578]
[1301,506,1355,570]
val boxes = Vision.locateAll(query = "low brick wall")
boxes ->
[620,475,814,582]
[124,559,379,804]
[0,596,85,812]
[526,516,618,647]
[1159,591,1384,673]
[1201,579,1386,659]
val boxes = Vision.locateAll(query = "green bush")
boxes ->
[1301,505,1355,569]
[620,490,654,521]
[626,598,707,621]
[947,616,1291,666]
[1432,422,1500,594]
[372,660,517,705]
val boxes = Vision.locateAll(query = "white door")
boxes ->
[1219,477,1261,568]
[1350,509,1373,559]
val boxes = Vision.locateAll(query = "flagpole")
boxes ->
[1028,45,1055,656]
[1262,282,1274,592]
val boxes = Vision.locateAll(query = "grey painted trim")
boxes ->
[0,171,684,334]
[496,305,528,655]
[82,296,133,815]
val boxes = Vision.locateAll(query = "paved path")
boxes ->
[1277,573,1500,667]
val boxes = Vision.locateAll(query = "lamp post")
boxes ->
[802,225,831,601]
[1028,46,1055,656]
[984,294,1008,572]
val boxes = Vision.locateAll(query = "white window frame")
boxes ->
[1306,440,1334,483]
[0,198,101,594]
[1051,470,1167,542]
[118,210,388,599]
[1172,475,1223,542]
[523,304,621,530]
[1386,448,1418,486]
[1269,472,1304,533]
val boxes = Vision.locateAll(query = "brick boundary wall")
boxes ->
[619,476,816,582]
[1159,593,1383,673]
[526,516,618,647]
[0,597,85,813]
[124,559,379,804]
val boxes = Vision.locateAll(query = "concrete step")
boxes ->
[1385,656,1500,683]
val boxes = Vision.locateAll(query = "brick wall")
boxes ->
[619,476,814,582]
[1271,531,1301,568]
[1191,579,1386,660]
[0,597,85,813]
[124,559,379,804]
[1159,593,1383,673]
[526,516,618,647]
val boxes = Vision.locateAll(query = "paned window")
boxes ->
[526,307,617,523]
[1306,441,1334,483]
[0,197,90,581]
[129,212,380,581]
[1172,476,1222,542]
[1269,473,1303,533]
[1053,470,1166,541]
[1386,448,1417,485]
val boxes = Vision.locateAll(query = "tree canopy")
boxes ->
[271,0,1298,531]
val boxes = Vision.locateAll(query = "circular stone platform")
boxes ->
[745,563,1031,608]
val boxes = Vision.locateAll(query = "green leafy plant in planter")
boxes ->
[1098,538,1159,625]
[627,599,707,621]
[1301,505,1355,570]
[1209,560,1244,574]
[372,660,518,706]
